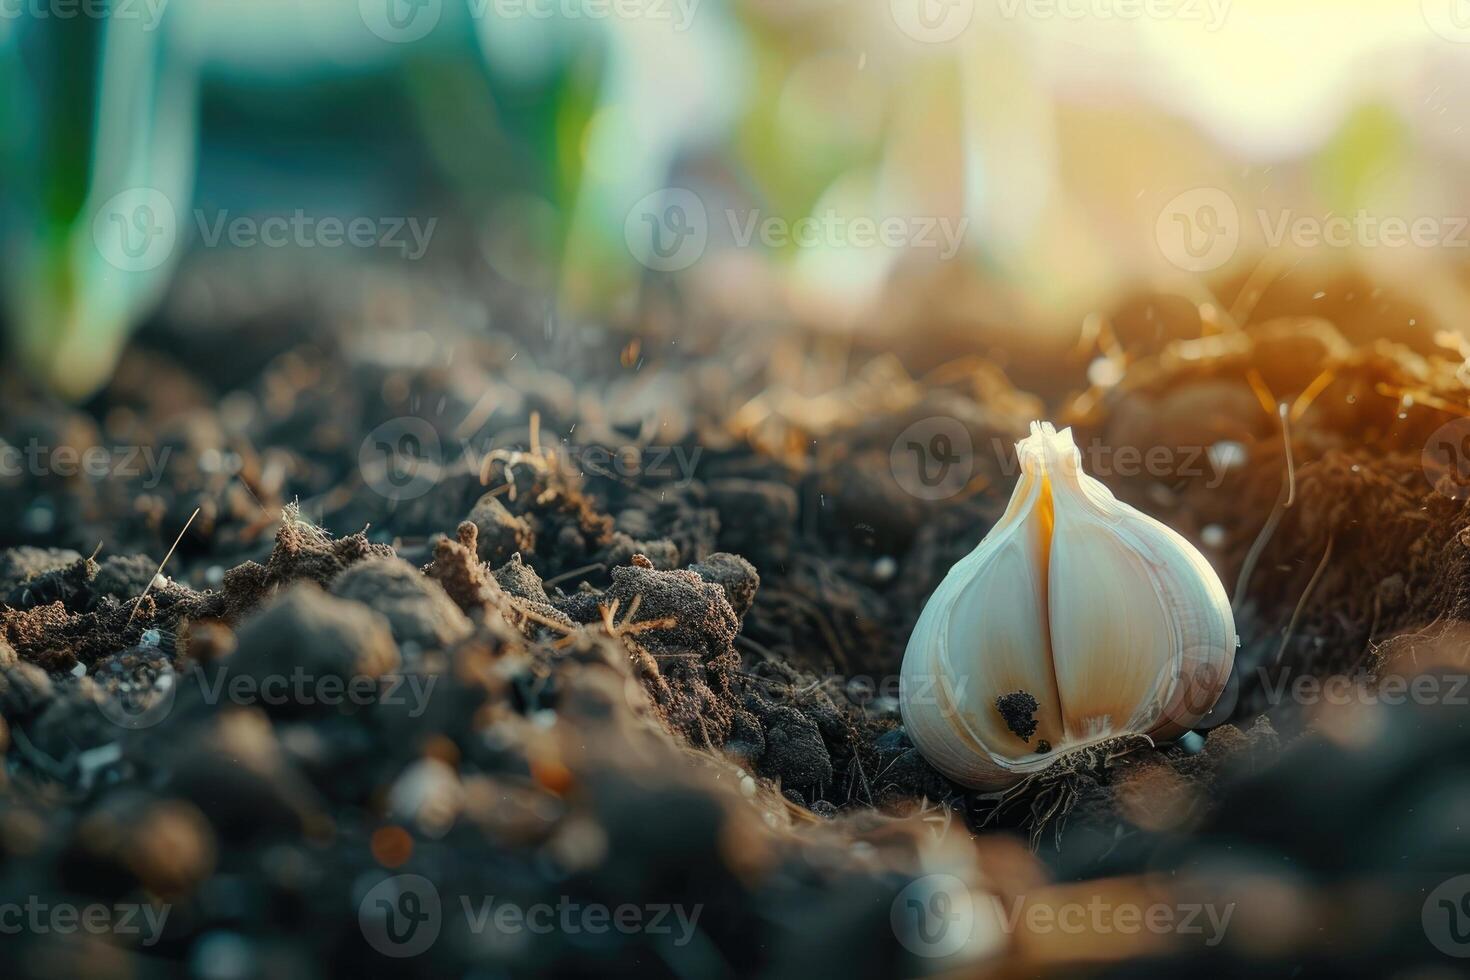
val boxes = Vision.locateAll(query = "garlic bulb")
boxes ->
[900,422,1236,791]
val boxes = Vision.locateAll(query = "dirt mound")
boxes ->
[4,289,1468,975]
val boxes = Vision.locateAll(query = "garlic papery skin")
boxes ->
[899,422,1236,791]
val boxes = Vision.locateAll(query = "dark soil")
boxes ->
[3,266,1470,977]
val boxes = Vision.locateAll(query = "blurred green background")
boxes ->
[5,0,1470,397]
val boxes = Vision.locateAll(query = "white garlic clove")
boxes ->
[899,422,1236,791]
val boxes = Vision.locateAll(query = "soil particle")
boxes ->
[873,726,912,755]
[1046,718,1285,854]
[749,557,892,676]
[63,793,216,899]
[0,661,54,724]
[1,562,209,670]
[997,690,1040,742]
[748,702,833,790]
[227,585,400,714]
[422,523,561,640]
[329,556,472,654]
[565,558,739,664]
[493,552,561,608]
[91,645,175,721]
[563,557,748,749]
[466,491,535,565]
[259,506,395,595]
[177,618,236,665]
[604,531,680,570]
[707,479,799,569]
[2,551,173,617]
[371,463,488,540]
[424,522,506,611]
[880,748,956,806]
[480,449,616,563]
[28,677,132,760]
[865,725,956,807]
[1,602,93,671]
[0,546,83,593]
[632,496,720,568]
[1232,450,1470,704]
[3,555,99,611]
[722,705,767,764]
[490,551,577,634]
[218,560,271,620]
[92,554,164,604]
[689,552,760,621]
[148,711,329,843]
[182,509,404,628]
